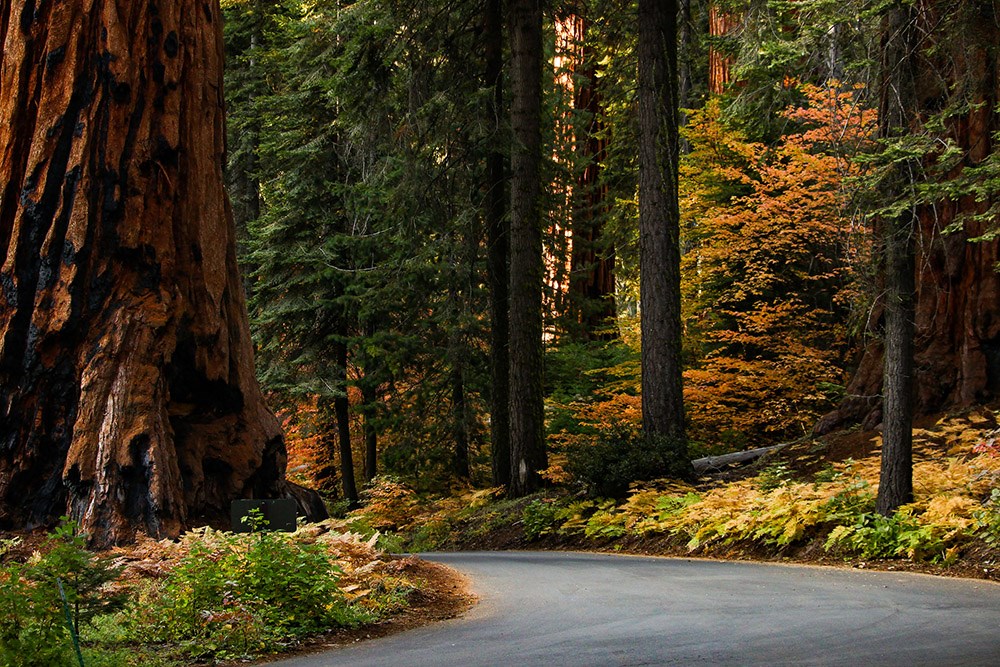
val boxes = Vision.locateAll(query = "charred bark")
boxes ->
[0,0,305,545]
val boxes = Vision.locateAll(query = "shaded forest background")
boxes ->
[222,0,1000,504]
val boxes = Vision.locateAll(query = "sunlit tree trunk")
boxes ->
[0,0,295,545]
[638,0,687,448]
[561,8,616,339]
[708,3,738,95]
[508,0,547,496]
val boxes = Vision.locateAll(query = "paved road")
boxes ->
[270,551,1000,666]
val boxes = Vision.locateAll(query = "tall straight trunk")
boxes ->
[485,0,512,488]
[451,361,471,480]
[638,0,687,447]
[227,1,264,238]
[707,3,738,95]
[564,9,616,339]
[361,376,378,483]
[678,0,693,153]
[875,3,919,515]
[507,0,547,496]
[334,337,359,507]
[0,0,296,545]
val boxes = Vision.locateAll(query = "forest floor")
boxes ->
[364,407,1000,585]
[0,523,475,665]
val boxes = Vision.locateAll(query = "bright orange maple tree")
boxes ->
[681,83,877,446]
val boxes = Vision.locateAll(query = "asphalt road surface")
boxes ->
[269,551,1000,666]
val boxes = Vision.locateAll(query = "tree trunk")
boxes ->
[451,360,471,480]
[0,0,301,546]
[485,0,512,489]
[708,3,738,95]
[563,9,616,339]
[508,0,547,496]
[815,1,1000,438]
[875,3,920,515]
[638,0,687,448]
[678,0,693,154]
[361,375,378,483]
[333,338,359,508]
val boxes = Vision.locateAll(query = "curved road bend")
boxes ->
[269,551,1000,666]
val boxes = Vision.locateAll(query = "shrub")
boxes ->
[975,488,1000,547]
[824,511,946,561]
[0,518,123,667]
[134,524,363,659]
[522,500,560,541]
[566,425,691,498]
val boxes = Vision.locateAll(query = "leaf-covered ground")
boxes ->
[353,408,1000,583]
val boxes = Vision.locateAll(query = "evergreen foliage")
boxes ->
[220,0,1000,507]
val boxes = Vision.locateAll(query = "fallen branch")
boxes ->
[692,442,793,474]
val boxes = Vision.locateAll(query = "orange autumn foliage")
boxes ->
[681,83,877,447]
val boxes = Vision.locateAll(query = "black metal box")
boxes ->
[230,498,298,533]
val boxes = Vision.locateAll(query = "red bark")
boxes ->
[708,4,738,95]
[0,0,303,545]
[816,2,1000,434]
[562,11,616,338]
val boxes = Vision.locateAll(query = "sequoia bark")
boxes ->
[0,0,296,545]
[815,1,1000,435]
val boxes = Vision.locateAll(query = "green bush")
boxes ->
[567,425,692,498]
[824,511,945,560]
[0,518,123,667]
[975,488,1000,547]
[135,523,364,659]
[0,560,73,666]
[522,500,560,541]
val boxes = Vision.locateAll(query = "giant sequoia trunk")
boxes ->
[816,1,1000,434]
[707,3,738,95]
[0,0,294,545]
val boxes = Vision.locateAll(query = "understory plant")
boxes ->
[519,413,1000,563]
[131,518,364,659]
[0,516,416,665]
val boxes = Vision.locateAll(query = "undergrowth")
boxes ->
[0,515,418,665]
[355,412,1000,570]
